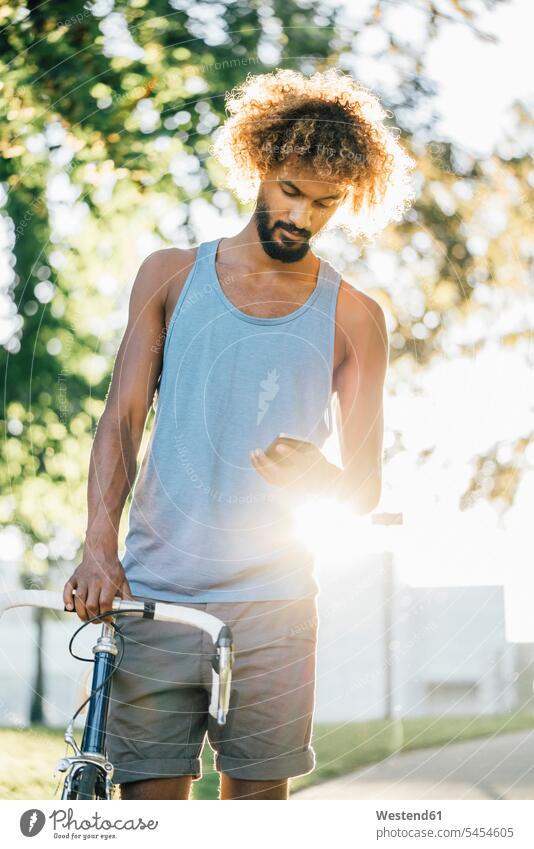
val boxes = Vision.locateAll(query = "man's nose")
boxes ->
[288,199,312,232]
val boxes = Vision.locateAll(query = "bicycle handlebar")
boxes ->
[0,590,235,725]
[0,590,223,638]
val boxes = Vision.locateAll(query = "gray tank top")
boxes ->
[121,236,343,601]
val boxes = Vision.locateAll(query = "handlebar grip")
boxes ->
[371,512,403,525]
[62,598,119,614]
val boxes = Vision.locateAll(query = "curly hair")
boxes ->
[210,67,416,240]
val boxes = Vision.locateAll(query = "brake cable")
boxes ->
[66,609,131,728]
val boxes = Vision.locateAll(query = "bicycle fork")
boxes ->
[56,622,118,799]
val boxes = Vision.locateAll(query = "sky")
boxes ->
[426,0,534,154]
[334,0,533,155]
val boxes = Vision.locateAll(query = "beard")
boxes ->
[254,195,311,263]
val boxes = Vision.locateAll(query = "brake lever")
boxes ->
[209,626,235,725]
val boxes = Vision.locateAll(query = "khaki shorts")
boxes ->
[106,597,318,784]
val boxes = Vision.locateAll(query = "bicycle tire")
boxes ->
[66,763,107,800]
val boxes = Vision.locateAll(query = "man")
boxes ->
[63,67,414,800]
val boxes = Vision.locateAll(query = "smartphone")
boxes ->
[263,433,316,463]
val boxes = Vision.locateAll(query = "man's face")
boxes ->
[254,158,347,263]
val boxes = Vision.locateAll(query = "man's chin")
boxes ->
[260,237,310,263]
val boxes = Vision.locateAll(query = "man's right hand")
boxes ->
[63,553,134,624]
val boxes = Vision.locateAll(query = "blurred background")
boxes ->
[0,0,533,799]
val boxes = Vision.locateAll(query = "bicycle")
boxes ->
[0,590,235,800]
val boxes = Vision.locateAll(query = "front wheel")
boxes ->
[65,763,108,800]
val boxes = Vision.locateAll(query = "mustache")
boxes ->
[275,222,310,239]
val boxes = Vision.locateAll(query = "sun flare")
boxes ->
[291,497,362,561]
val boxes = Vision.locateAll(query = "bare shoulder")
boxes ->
[149,246,198,278]
[338,279,387,331]
[136,247,197,289]
[131,247,198,323]
[337,279,388,358]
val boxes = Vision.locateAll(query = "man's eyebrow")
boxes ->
[278,178,344,200]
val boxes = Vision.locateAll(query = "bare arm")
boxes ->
[330,284,389,513]
[249,283,388,515]
[63,250,171,622]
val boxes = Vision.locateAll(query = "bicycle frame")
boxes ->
[56,622,119,799]
[0,590,235,800]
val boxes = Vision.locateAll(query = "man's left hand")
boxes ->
[250,441,338,497]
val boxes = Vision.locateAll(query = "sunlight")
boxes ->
[291,497,356,562]
[290,496,401,563]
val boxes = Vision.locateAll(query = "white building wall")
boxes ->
[313,555,518,722]
[314,554,387,722]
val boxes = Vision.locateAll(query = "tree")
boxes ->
[1,0,528,722]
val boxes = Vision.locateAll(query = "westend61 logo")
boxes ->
[19,807,159,838]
